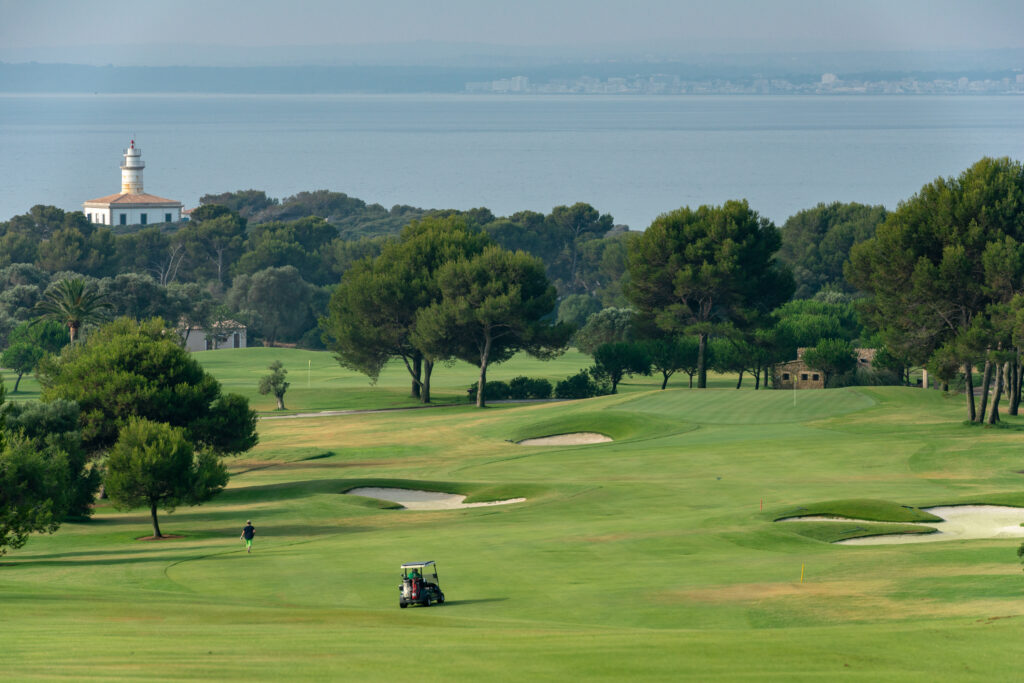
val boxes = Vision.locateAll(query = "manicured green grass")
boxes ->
[191,346,755,413]
[773,499,943,523]
[6,349,1024,680]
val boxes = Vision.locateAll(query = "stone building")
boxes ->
[773,347,876,390]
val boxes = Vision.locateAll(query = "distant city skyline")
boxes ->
[2,0,1023,67]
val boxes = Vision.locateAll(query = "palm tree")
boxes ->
[35,278,112,342]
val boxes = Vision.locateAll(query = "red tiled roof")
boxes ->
[83,192,182,206]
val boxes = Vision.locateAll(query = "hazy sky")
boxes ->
[2,0,1023,58]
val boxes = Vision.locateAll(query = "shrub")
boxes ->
[555,371,604,399]
[508,376,553,399]
[466,380,511,402]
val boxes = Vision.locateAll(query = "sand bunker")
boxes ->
[517,432,612,446]
[780,505,1024,545]
[345,487,525,510]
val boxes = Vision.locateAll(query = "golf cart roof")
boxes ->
[401,561,435,569]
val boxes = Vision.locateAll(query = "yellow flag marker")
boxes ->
[800,563,805,583]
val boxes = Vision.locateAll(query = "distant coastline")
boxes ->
[2,62,1022,96]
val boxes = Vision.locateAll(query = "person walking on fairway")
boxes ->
[240,520,256,553]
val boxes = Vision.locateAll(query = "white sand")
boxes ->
[779,505,1024,545]
[346,487,525,510]
[517,432,612,446]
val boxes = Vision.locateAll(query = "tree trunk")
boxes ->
[411,354,422,398]
[150,503,163,539]
[421,359,433,403]
[13,371,23,392]
[735,371,743,389]
[977,359,993,423]
[476,335,491,408]
[697,333,708,388]
[987,362,1005,425]
[276,394,285,410]
[69,322,79,343]
[1009,352,1021,416]
[754,371,760,390]
[964,361,976,422]
[661,372,669,390]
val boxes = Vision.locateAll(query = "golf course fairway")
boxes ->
[4,351,1024,680]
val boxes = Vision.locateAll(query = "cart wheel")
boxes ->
[399,602,407,609]
[422,597,430,607]
[438,594,445,604]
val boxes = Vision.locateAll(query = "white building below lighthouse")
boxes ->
[83,141,183,227]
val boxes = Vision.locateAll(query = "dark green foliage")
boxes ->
[322,216,492,402]
[96,273,177,322]
[0,284,43,325]
[0,435,69,555]
[38,317,257,455]
[557,293,601,329]
[508,376,553,400]
[228,266,315,345]
[628,200,793,388]
[192,394,259,456]
[591,342,652,393]
[203,189,429,240]
[13,319,69,355]
[2,400,99,518]
[848,157,1024,421]
[179,209,248,285]
[413,245,571,407]
[232,217,335,284]
[198,190,278,219]
[574,308,635,355]
[35,277,112,342]
[554,370,607,399]
[466,380,510,402]
[801,338,857,387]
[105,417,228,538]
[778,202,886,298]
[773,299,863,354]
[1,344,42,392]
[1,320,68,390]
[638,336,698,389]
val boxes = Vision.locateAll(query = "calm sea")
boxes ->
[1,94,1021,229]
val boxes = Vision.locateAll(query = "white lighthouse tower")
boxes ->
[120,140,145,194]
[83,140,182,227]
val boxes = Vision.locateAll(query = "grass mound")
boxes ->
[505,408,682,444]
[782,521,938,543]
[773,499,942,523]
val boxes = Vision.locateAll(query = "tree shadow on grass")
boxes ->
[8,525,373,565]
[440,598,509,607]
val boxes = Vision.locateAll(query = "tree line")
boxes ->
[3,158,1021,411]
[4,156,1023,556]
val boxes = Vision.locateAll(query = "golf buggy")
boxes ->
[399,561,445,608]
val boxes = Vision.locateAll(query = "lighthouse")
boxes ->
[83,140,183,227]
[120,140,145,194]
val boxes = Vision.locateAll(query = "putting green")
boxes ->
[618,385,876,424]
[6,352,1024,680]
